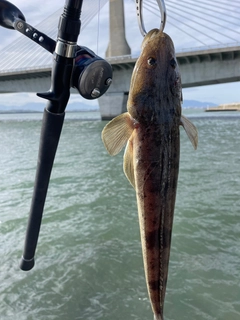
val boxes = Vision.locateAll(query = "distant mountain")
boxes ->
[0,102,44,113]
[182,100,217,108]
[0,101,99,113]
[66,102,99,112]
[0,99,217,113]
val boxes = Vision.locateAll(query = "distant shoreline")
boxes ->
[0,107,208,115]
[0,110,100,115]
[205,103,240,112]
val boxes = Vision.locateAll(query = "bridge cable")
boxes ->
[207,0,240,9]
[0,0,108,72]
[168,0,240,28]
[147,0,237,43]
[181,0,240,14]
[178,0,240,14]
[145,0,214,45]
[194,0,240,13]
[140,1,208,45]
[145,0,223,44]
[165,1,240,38]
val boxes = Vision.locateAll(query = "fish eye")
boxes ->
[147,57,156,66]
[170,58,177,69]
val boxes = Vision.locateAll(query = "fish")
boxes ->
[101,29,198,320]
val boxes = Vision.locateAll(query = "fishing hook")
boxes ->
[136,0,167,36]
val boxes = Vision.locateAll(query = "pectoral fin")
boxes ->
[123,138,135,189]
[101,112,135,156]
[180,115,198,150]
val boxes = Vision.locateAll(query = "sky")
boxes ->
[0,0,239,109]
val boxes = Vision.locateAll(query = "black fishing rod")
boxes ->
[0,0,112,271]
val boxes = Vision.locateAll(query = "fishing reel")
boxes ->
[72,46,112,100]
[0,0,112,101]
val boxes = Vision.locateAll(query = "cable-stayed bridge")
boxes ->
[0,0,239,119]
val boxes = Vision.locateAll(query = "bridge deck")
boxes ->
[0,45,239,82]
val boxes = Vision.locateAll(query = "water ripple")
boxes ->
[0,112,240,319]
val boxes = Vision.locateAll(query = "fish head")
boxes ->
[127,29,182,123]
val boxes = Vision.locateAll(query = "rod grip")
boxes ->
[20,108,65,271]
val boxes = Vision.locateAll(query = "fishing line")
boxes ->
[96,0,101,54]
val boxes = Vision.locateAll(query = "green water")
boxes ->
[0,110,239,320]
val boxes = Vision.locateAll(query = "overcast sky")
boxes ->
[0,0,239,108]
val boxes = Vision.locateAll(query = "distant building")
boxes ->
[205,102,240,112]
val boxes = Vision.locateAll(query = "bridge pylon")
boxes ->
[105,0,131,57]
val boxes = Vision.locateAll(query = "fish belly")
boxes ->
[133,126,180,319]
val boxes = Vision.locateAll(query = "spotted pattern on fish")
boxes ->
[101,29,198,320]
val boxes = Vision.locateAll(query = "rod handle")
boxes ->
[20,108,65,271]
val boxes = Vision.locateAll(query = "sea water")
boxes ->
[0,110,239,320]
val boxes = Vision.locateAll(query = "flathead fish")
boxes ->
[102,29,198,320]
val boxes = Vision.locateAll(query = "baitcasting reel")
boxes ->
[0,0,112,101]
[72,46,112,100]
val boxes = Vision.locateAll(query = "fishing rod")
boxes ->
[0,0,112,271]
